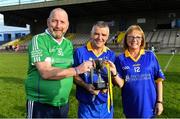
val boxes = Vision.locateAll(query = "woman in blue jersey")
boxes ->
[110,25,165,118]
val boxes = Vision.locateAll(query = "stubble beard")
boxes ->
[50,28,64,39]
[52,31,63,39]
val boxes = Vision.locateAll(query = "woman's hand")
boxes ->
[104,60,117,76]
[155,102,163,115]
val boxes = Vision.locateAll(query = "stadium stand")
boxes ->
[1,28,180,54]
[72,33,89,45]
[1,0,180,54]
[0,34,32,51]
[144,29,180,53]
[145,31,154,43]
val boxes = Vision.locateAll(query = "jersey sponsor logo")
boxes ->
[31,49,43,58]
[49,47,64,56]
[133,64,141,67]
[125,75,130,82]
[122,66,130,70]
[125,73,151,82]
[51,58,73,65]
[58,48,64,56]
[49,48,55,53]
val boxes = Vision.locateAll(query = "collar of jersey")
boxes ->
[45,29,64,45]
[87,41,109,57]
[125,49,145,62]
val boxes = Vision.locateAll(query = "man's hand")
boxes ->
[75,61,93,74]
[84,84,100,95]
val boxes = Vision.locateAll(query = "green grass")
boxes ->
[156,54,180,118]
[0,53,27,117]
[0,52,180,117]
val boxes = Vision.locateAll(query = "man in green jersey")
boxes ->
[25,8,93,118]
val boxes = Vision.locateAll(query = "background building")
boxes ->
[0,14,30,45]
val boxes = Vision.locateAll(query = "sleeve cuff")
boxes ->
[155,78,164,83]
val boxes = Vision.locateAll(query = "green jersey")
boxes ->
[25,30,74,106]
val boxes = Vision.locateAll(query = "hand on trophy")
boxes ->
[101,89,108,94]
[89,58,108,90]
[84,84,100,95]
[75,61,93,74]
[104,60,118,76]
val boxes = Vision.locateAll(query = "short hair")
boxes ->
[48,8,68,21]
[123,25,146,50]
[91,21,109,35]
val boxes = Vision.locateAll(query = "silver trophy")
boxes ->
[90,58,108,90]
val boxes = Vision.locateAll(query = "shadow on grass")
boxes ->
[0,105,26,118]
[14,105,25,112]
[14,105,26,117]
[164,72,180,83]
[162,106,180,118]
[0,114,7,118]
[0,77,24,84]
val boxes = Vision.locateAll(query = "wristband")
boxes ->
[112,72,118,78]
[156,101,163,104]
[74,67,80,75]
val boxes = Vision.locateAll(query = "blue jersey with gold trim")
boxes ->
[115,50,165,118]
[74,45,115,104]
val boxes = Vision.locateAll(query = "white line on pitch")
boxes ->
[163,54,174,72]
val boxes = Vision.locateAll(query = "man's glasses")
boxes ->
[127,36,142,41]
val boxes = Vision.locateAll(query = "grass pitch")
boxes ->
[0,52,179,118]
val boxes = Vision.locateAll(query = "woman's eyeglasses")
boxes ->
[127,36,142,41]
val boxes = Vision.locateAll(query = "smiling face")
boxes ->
[91,26,109,49]
[47,8,69,40]
[126,30,142,51]
[123,25,145,51]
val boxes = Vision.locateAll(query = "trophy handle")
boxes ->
[90,68,94,84]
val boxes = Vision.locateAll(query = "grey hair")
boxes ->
[91,21,109,35]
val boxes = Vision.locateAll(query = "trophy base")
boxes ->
[93,82,108,90]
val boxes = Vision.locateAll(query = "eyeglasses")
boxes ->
[127,36,142,41]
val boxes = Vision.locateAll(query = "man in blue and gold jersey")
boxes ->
[25,8,93,118]
[73,21,116,118]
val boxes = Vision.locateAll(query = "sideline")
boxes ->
[163,54,174,72]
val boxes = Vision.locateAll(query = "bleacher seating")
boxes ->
[0,34,32,51]
[69,29,180,53]
[71,33,89,45]
[1,29,180,53]
[145,31,153,42]
[145,29,180,53]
